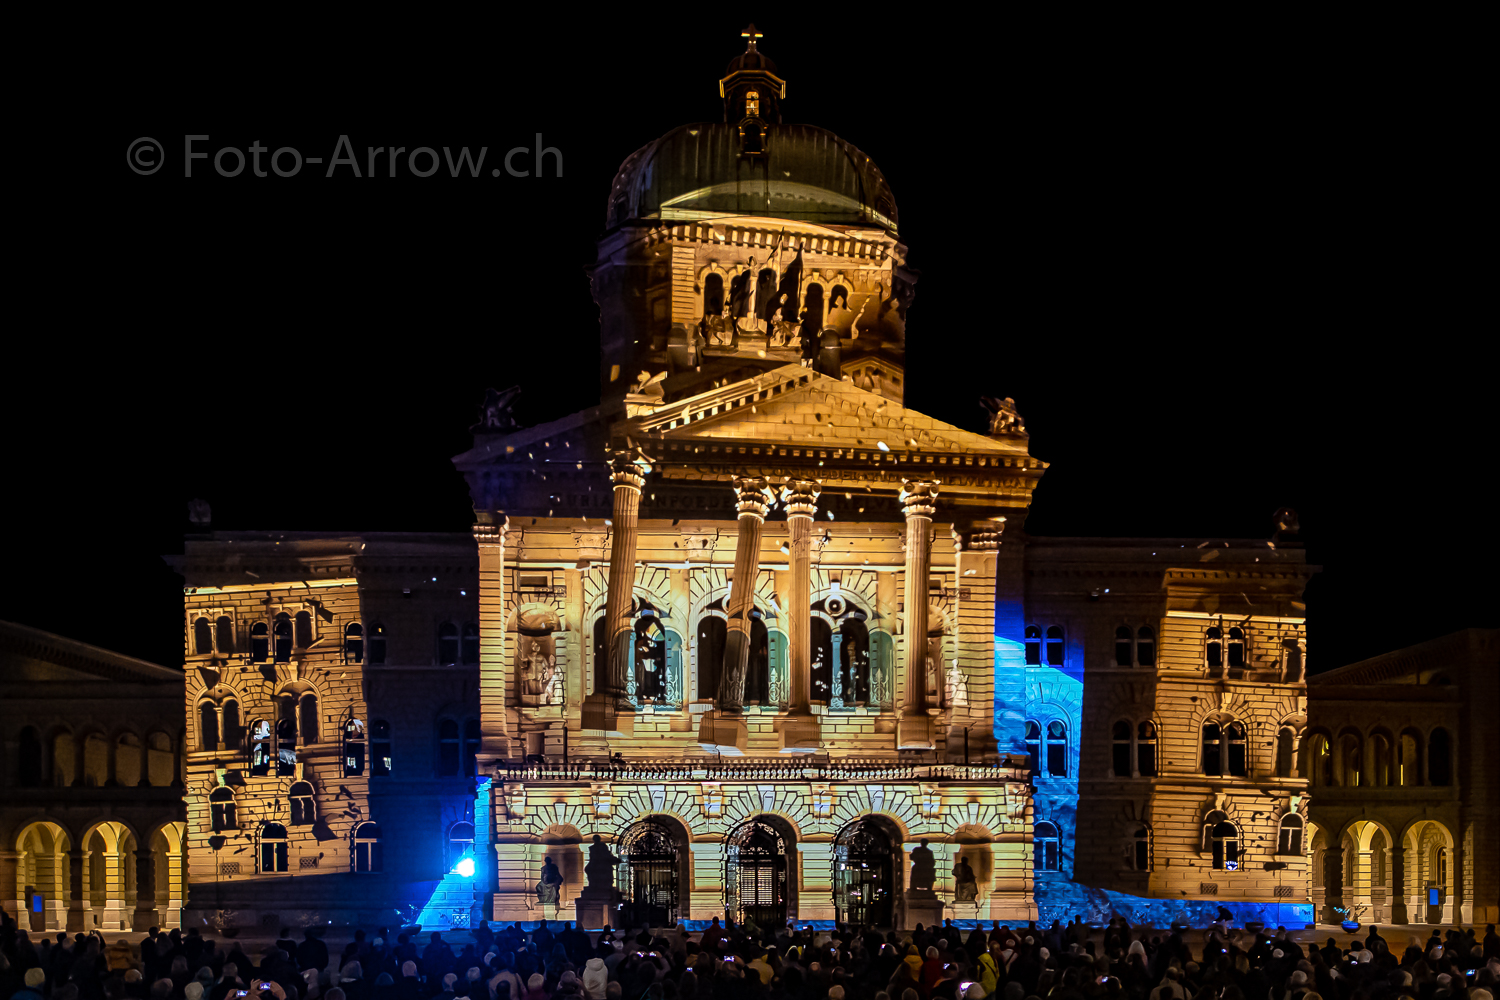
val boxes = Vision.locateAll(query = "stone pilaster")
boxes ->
[67,848,86,931]
[1320,846,1345,924]
[898,480,939,750]
[132,849,157,930]
[700,477,772,754]
[948,517,1005,760]
[780,478,821,752]
[474,516,512,767]
[582,454,645,736]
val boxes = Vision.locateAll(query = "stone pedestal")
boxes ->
[698,711,748,755]
[575,887,620,931]
[902,889,944,931]
[778,715,822,753]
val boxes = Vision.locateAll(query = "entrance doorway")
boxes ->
[617,819,680,927]
[834,818,897,927]
[726,818,791,929]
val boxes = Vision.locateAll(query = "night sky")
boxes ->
[15,20,1489,672]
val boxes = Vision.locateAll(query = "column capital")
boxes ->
[608,451,647,492]
[732,477,774,520]
[952,517,1006,551]
[781,478,822,519]
[900,480,939,518]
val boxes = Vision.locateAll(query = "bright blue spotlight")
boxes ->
[454,857,475,878]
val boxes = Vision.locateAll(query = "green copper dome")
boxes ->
[605,122,898,234]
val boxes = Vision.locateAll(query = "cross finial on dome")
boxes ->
[740,24,763,50]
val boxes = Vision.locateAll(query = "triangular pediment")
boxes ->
[626,365,1030,456]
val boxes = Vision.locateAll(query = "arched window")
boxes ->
[1428,728,1452,786]
[1024,626,1041,666]
[1205,627,1222,671]
[193,617,213,656]
[838,615,870,706]
[1046,720,1067,777]
[251,622,269,663]
[703,273,724,318]
[288,781,315,825]
[368,623,387,665]
[635,615,668,705]
[250,719,273,776]
[461,622,480,665]
[1034,821,1060,872]
[1111,721,1132,777]
[18,726,43,787]
[273,613,293,662]
[698,615,726,702]
[1226,627,1246,669]
[1137,626,1156,667]
[1398,730,1422,786]
[299,693,319,744]
[1202,723,1223,776]
[804,282,824,323]
[344,623,364,663]
[199,701,220,751]
[1371,732,1392,786]
[216,615,234,655]
[1114,626,1133,667]
[1045,626,1064,666]
[210,787,237,831]
[1283,639,1303,682]
[1137,720,1158,776]
[447,821,475,874]
[1132,826,1150,871]
[353,823,382,873]
[294,610,314,649]
[1340,732,1362,786]
[275,718,297,776]
[342,718,366,776]
[1226,722,1248,776]
[1277,813,1304,856]
[746,612,771,705]
[1276,727,1297,777]
[438,719,460,776]
[223,699,241,750]
[437,622,459,665]
[259,823,288,873]
[1024,721,1041,774]
[1205,815,1238,870]
[371,719,392,777]
[463,719,480,778]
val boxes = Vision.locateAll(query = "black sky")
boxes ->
[11,17,1491,671]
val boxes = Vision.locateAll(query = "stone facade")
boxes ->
[1306,629,1498,926]
[0,620,186,932]
[167,533,483,932]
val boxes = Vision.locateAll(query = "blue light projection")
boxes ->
[413,778,489,930]
[992,623,1313,929]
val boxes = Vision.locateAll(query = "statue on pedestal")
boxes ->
[909,838,936,892]
[585,835,620,889]
[953,856,978,902]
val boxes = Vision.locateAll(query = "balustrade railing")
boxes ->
[491,756,1026,784]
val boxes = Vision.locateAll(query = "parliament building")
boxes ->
[139,30,1486,935]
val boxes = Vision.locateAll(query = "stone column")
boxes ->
[132,849,156,930]
[105,739,118,787]
[1331,737,1344,787]
[582,454,645,736]
[700,477,771,754]
[1319,846,1344,924]
[897,480,940,750]
[780,478,822,752]
[1389,844,1409,923]
[0,851,20,924]
[72,737,85,787]
[474,516,512,768]
[66,848,87,931]
[138,739,152,787]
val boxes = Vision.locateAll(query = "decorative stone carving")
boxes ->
[909,838,936,891]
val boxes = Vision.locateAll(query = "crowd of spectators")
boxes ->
[4,912,1498,1000]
